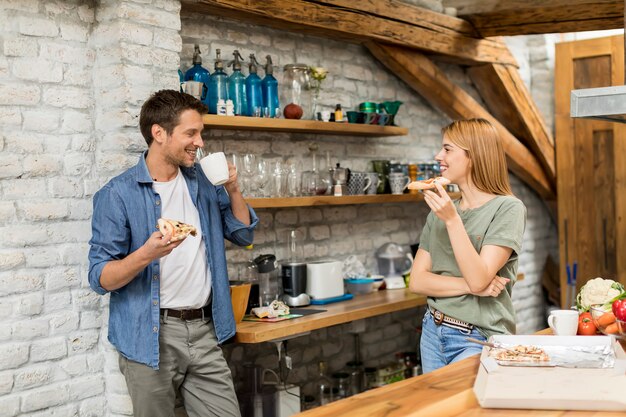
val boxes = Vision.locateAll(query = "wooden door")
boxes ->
[555,35,626,308]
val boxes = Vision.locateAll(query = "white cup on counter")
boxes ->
[547,309,578,336]
[199,151,229,185]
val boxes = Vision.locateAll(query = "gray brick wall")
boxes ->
[0,0,557,415]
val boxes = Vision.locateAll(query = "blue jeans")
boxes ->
[420,309,486,373]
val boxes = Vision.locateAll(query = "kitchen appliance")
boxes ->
[306,260,344,300]
[375,243,413,289]
[254,254,280,306]
[571,85,626,123]
[281,229,310,307]
[330,163,350,196]
[281,262,310,307]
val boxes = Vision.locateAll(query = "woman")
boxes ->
[409,118,526,373]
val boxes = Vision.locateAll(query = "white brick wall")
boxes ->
[0,0,558,415]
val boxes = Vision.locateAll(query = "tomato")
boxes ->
[578,312,597,336]
[612,299,626,322]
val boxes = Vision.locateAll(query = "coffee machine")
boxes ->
[281,230,310,307]
[281,262,310,306]
[330,163,350,196]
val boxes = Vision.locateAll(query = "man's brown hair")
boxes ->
[139,89,208,146]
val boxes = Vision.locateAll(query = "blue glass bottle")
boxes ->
[227,50,247,116]
[184,44,210,105]
[208,48,228,115]
[262,55,280,118]
[246,54,263,117]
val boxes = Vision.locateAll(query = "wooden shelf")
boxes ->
[202,114,408,137]
[234,289,426,343]
[246,192,460,208]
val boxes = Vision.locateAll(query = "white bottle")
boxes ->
[217,99,227,116]
[226,99,235,116]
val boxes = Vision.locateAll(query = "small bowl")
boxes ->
[345,278,375,295]
[589,304,622,337]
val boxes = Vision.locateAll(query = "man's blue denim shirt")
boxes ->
[88,152,258,369]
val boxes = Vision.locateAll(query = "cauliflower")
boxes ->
[576,277,624,312]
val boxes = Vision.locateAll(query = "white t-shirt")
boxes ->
[153,169,211,309]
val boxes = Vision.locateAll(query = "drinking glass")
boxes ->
[255,160,270,198]
[241,154,257,177]
[286,163,300,197]
[241,154,257,196]
[271,161,287,197]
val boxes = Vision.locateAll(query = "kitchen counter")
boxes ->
[234,289,426,343]
[297,331,626,417]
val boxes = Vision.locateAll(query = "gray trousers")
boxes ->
[119,315,241,417]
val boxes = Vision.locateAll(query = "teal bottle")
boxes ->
[208,49,228,115]
[227,50,247,116]
[184,44,210,106]
[245,54,263,117]
[262,55,280,118]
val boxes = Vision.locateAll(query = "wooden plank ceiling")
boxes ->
[443,0,623,36]
[181,0,562,200]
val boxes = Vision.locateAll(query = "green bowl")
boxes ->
[380,101,403,115]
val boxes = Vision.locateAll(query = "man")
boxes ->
[88,90,257,417]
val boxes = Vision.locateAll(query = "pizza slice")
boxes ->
[157,218,198,242]
[490,345,550,362]
[407,176,451,191]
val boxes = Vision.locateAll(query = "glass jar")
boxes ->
[331,372,350,399]
[282,64,312,119]
[364,367,377,390]
[346,361,364,396]
[315,361,334,406]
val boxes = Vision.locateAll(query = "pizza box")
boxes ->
[473,335,626,411]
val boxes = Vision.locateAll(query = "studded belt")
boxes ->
[429,307,474,331]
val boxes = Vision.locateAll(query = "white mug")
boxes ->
[180,81,207,100]
[200,152,229,185]
[547,309,578,336]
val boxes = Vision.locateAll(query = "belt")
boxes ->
[160,304,211,321]
[429,307,473,331]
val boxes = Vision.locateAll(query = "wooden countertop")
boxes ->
[234,289,426,343]
[297,330,626,417]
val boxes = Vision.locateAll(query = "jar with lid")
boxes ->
[253,254,279,306]
[346,361,364,396]
[364,367,377,390]
[331,372,350,399]
[282,64,312,119]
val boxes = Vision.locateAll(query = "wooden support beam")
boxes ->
[445,0,623,36]
[467,64,556,184]
[181,0,517,66]
[366,42,555,200]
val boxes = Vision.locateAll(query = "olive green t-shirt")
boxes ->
[419,195,527,337]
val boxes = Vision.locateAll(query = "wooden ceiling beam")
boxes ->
[445,0,623,37]
[467,64,556,184]
[366,42,555,200]
[181,0,517,66]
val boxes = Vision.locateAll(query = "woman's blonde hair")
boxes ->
[442,118,513,196]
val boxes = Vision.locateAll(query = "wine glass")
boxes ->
[241,154,257,176]
[255,160,270,198]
